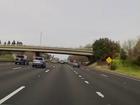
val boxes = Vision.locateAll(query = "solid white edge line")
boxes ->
[0,86,25,104]
[96,92,104,98]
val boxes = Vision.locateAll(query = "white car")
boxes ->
[32,57,46,68]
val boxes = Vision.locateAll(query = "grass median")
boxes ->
[0,54,14,62]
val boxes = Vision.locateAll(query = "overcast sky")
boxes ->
[0,0,140,48]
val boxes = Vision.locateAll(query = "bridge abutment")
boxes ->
[87,55,96,65]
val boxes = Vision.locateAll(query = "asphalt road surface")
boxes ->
[0,63,140,105]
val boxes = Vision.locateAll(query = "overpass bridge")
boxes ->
[0,45,93,56]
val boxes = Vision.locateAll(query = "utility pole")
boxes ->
[40,32,42,46]
[46,32,47,46]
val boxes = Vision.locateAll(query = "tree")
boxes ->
[84,43,92,48]
[12,40,16,45]
[17,41,23,46]
[4,42,6,45]
[122,39,136,59]
[7,41,11,45]
[92,38,120,61]
[19,42,23,45]
[120,48,127,60]
[133,38,140,65]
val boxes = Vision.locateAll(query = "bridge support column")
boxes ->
[35,52,41,56]
[87,55,96,65]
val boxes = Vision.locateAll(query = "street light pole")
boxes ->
[46,32,47,46]
[40,32,42,46]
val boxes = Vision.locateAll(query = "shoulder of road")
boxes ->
[88,63,140,81]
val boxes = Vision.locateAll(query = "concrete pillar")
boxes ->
[24,52,35,61]
[35,52,41,57]
[87,55,96,65]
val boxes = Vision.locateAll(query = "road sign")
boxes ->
[106,57,112,64]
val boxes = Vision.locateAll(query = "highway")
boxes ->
[0,63,140,105]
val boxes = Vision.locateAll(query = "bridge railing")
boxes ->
[0,45,93,53]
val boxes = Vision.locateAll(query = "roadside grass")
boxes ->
[0,54,14,62]
[114,59,140,78]
[89,59,140,79]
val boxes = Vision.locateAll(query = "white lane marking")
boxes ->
[118,74,140,82]
[0,86,25,104]
[75,72,78,74]
[78,75,82,78]
[12,67,22,70]
[100,70,140,82]
[96,92,104,98]
[101,74,109,78]
[84,81,89,84]
[45,69,50,73]
[66,65,74,70]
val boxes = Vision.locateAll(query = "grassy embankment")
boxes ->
[0,54,14,62]
[89,59,140,79]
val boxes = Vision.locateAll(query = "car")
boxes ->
[15,55,29,65]
[59,60,65,64]
[73,62,80,68]
[32,57,46,68]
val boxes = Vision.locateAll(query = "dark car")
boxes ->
[32,57,46,68]
[73,62,80,68]
[15,55,29,65]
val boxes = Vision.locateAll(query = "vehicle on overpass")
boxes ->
[15,55,29,65]
[32,57,46,68]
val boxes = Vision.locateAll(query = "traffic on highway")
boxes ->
[0,0,140,105]
[0,54,140,105]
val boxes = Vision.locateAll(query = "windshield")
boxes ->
[0,0,140,105]
[35,57,43,60]
[17,56,24,58]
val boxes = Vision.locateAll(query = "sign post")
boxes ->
[106,57,112,64]
[106,57,113,69]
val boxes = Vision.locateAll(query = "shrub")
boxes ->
[110,62,117,70]
[133,56,140,66]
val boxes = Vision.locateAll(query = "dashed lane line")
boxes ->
[0,86,25,104]
[12,67,22,70]
[75,72,78,74]
[45,69,50,73]
[78,75,82,78]
[96,92,104,98]
[84,81,90,84]
[101,74,109,78]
